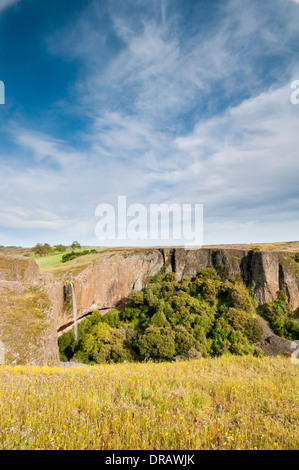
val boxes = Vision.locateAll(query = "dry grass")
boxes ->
[205,241,299,252]
[0,356,298,450]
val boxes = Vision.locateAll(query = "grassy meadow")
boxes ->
[34,246,104,270]
[0,355,298,450]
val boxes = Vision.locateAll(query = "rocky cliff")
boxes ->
[0,247,298,365]
[0,254,60,366]
[58,248,298,334]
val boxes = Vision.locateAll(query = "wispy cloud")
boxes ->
[1,0,299,245]
[0,0,21,13]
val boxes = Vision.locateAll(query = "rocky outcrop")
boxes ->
[57,249,164,333]
[255,315,294,357]
[172,248,298,312]
[0,255,60,366]
[0,254,40,283]
[0,247,298,364]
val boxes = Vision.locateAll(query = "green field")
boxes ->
[34,247,104,270]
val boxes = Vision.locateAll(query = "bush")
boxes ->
[228,330,255,356]
[150,310,169,328]
[201,279,220,303]
[225,308,263,343]
[174,326,201,358]
[55,244,67,253]
[101,310,121,328]
[262,291,299,340]
[293,253,299,264]
[138,327,176,361]
[62,249,97,263]
[33,243,53,257]
[81,323,133,364]
[128,290,144,306]
[222,283,255,315]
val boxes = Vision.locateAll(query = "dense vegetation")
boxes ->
[261,290,299,340]
[61,249,97,263]
[32,241,82,257]
[59,268,266,364]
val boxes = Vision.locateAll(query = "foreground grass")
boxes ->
[0,356,298,450]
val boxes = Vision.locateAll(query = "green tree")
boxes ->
[225,308,263,343]
[174,326,201,358]
[33,243,52,257]
[222,283,256,315]
[228,330,254,356]
[55,244,67,253]
[150,309,169,328]
[138,327,176,361]
[71,241,81,251]
[81,323,133,364]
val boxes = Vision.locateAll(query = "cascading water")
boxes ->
[69,282,78,341]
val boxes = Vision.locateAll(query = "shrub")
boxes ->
[62,249,97,263]
[138,327,176,361]
[223,283,256,315]
[201,279,220,303]
[262,291,299,340]
[101,310,121,328]
[228,330,255,356]
[33,243,53,257]
[292,253,299,264]
[225,308,263,343]
[55,244,67,253]
[128,290,144,306]
[81,323,133,364]
[150,310,169,328]
[174,326,201,358]
[196,268,221,281]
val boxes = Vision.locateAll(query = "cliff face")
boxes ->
[0,248,298,364]
[173,248,299,312]
[0,254,60,366]
[58,247,298,334]
[57,249,164,333]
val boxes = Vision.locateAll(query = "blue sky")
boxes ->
[0,0,299,247]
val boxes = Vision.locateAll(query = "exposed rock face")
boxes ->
[0,248,298,364]
[279,257,299,312]
[0,254,40,283]
[0,255,60,366]
[57,249,164,333]
[256,315,294,357]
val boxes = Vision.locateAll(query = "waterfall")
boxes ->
[69,282,78,341]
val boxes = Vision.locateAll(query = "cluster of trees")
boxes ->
[59,268,266,364]
[32,241,81,257]
[261,290,299,339]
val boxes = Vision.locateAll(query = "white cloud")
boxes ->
[3,76,298,244]
[0,0,20,13]
[14,130,85,169]
[1,0,299,245]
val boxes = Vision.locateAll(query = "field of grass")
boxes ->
[34,246,104,270]
[0,356,298,450]
[205,241,299,252]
